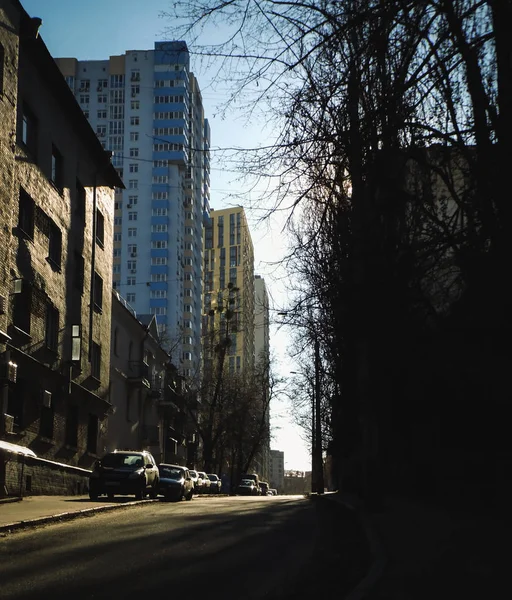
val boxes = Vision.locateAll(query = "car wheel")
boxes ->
[135,484,146,500]
[149,483,158,499]
[89,490,99,501]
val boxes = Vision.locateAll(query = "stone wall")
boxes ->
[2,453,91,497]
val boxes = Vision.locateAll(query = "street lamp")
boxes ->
[279,313,324,495]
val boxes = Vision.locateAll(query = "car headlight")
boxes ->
[128,469,146,479]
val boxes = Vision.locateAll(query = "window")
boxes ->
[110,105,124,120]
[127,260,136,271]
[97,109,107,119]
[65,405,79,447]
[129,163,138,173]
[127,277,136,286]
[128,227,137,237]
[48,220,62,268]
[184,304,192,313]
[96,209,104,247]
[151,273,167,282]
[127,293,136,303]
[152,208,168,216]
[151,224,167,232]
[131,85,140,96]
[130,132,139,141]
[74,252,84,292]
[114,233,122,242]
[151,257,167,265]
[79,94,89,104]
[114,216,122,226]
[110,88,125,102]
[128,212,137,221]
[79,79,90,91]
[109,121,124,135]
[130,116,139,126]
[87,414,98,454]
[150,290,167,298]
[96,125,106,137]
[128,244,137,256]
[20,103,37,155]
[129,180,138,189]
[91,342,101,379]
[18,187,35,238]
[129,148,139,157]
[97,79,107,90]
[75,178,86,220]
[93,272,103,311]
[131,100,140,110]
[128,195,138,206]
[45,303,59,352]
[97,94,107,103]
[151,240,167,249]
[13,281,31,334]
[51,144,63,189]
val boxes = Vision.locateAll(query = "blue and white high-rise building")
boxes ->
[56,42,210,377]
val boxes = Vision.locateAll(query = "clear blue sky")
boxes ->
[21,0,311,472]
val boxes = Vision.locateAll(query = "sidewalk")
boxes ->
[0,495,150,534]
[354,495,511,599]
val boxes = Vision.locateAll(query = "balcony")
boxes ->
[127,361,150,388]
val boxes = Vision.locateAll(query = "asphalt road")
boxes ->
[0,495,339,600]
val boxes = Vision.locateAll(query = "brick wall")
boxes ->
[3,453,91,497]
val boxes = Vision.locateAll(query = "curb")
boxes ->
[0,498,159,535]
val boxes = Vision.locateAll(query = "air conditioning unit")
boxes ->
[42,389,52,408]
[2,413,14,434]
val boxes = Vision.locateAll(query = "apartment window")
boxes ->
[97,109,107,119]
[151,290,167,299]
[93,272,103,312]
[128,212,137,221]
[113,264,121,274]
[129,148,139,157]
[128,195,138,206]
[79,79,90,91]
[51,144,63,189]
[79,94,89,104]
[129,180,138,189]
[184,304,192,313]
[110,89,125,102]
[45,303,59,352]
[131,69,140,82]
[109,121,124,135]
[130,116,139,126]
[74,252,84,292]
[96,125,107,137]
[97,94,107,103]
[91,342,101,379]
[128,244,137,256]
[151,240,167,249]
[114,233,122,242]
[128,228,137,237]
[152,208,168,216]
[127,260,136,271]
[131,85,140,96]
[48,220,62,268]
[184,289,192,297]
[21,103,37,155]
[151,273,167,282]
[150,307,167,316]
[114,216,122,226]
[129,163,138,173]
[87,414,98,454]
[75,178,86,220]
[131,100,140,110]
[96,209,105,247]
[13,281,32,334]
[97,79,107,90]
[127,277,136,286]
[18,188,35,238]
[151,257,167,265]
[110,105,124,120]
[151,224,167,232]
[83,110,89,119]
[130,132,139,141]
[126,293,136,303]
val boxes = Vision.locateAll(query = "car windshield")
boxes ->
[101,453,144,468]
[189,471,197,477]
[240,480,253,486]
[208,475,218,481]
[159,467,183,479]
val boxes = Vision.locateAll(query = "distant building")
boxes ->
[55,42,210,377]
[269,449,285,492]
[0,0,122,496]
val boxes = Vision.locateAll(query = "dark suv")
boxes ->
[89,450,159,500]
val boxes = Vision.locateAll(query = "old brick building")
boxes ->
[0,0,123,496]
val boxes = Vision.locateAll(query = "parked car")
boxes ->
[188,469,199,493]
[236,478,260,496]
[158,464,194,502]
[207,474,221,493]
[269,488,278,496]
[89,450,159,501]
[258,481,270,496]
[195,471,205,493]
[197,471,211,494]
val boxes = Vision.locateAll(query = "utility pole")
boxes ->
[314,337,324,494]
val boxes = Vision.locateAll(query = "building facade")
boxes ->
[203,207,255,375]
[55,42,210,378]
[0,0,122,496]
[254,275,270,481]
[269,449,285,493]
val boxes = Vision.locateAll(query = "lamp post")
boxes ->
[280,313,324,495]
